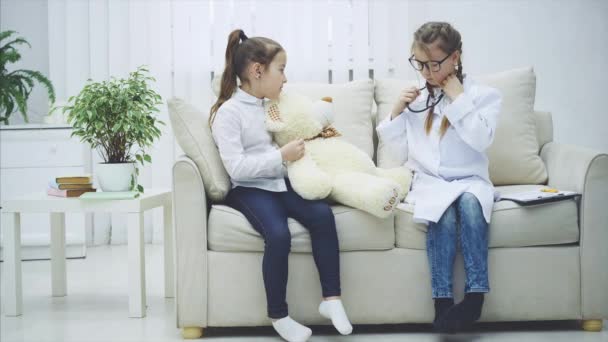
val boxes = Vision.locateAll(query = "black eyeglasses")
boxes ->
[406,85,444,113]
[408,52,453,73]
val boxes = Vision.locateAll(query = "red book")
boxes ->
[47,187,96,198]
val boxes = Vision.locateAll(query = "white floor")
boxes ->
[1,245,606,342]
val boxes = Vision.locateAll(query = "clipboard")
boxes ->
[498,189,580,206]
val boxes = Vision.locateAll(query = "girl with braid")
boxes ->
[376,22,502,333]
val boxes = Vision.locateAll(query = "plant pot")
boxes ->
[96,162,136,192]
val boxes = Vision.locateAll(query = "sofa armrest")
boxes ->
[540,142,608,319]
[172,155,208,328]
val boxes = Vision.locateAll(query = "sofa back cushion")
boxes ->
[284,80,375,157]
[374,67,548,185]
[167,98,231,202]
[213,76,376,158]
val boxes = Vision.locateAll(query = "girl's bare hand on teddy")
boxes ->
[281,139,305,161]
[391,86,420,119]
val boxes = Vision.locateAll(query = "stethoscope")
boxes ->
[406,85,444,113]
[406,74,465,113]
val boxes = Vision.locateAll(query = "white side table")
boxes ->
[1,189,174,318]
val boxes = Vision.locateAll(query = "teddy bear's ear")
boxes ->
[312,98,334,128]
[265,101,287,132]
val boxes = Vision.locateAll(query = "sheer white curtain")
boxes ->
[46,0,410,245]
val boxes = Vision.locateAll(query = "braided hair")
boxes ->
[412,22,463,138]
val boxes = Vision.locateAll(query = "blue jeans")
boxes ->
[225,179,341,319]
[426,193,490,298]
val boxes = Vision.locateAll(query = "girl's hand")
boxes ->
[280,139,305,162]
[391,86,420,119]
[440,74,464,101]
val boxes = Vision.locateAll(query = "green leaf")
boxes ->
[0,30,17,42]
[31,64,163,163]
[1,31,55,123]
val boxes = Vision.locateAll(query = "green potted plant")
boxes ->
[59,66,164,193]
[0,30,55,124]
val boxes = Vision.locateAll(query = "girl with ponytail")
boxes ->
[376,22,502,333]
[210,29,352,342]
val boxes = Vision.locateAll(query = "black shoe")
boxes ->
[432,298,454,331]
[436,293,484,333]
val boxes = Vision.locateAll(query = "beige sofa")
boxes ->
[168,68,607,338]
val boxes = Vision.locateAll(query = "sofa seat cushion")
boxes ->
[208,204,394,252]
[395,185,580,250]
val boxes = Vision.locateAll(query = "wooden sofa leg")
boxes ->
[582,320,603,332]
[182,327,204,339]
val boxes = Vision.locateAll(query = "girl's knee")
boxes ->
[265,227,292,251]
[457,193,487,228]
[308,202,334,223]
[458,193,481,211]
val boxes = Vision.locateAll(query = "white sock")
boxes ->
[319,299,353,335]
[271,316,312,342]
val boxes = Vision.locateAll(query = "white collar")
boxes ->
[234,87,265,106]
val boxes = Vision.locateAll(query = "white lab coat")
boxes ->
[376,77,502,224]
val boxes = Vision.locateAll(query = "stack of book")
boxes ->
[47,175,97,198]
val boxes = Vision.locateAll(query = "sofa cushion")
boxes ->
[479,68,547,185]
[395,185,579,250]
[207,204,394,252]
[167,98,231,202]
[284,80,375,158]
[374,67,548,185]
[213,76,376,158]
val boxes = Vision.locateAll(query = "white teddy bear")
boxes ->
[265,92,412,218]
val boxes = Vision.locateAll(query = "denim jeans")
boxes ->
[426,192,490,298]
[225,179,341,319]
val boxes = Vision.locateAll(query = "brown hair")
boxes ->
[411,22,463,138]
[209,29,284,126]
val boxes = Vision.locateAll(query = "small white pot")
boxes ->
[96,162,136,192]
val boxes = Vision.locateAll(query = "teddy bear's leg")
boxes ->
[287,154,333,200]
[373,167,413,201]
[330,172,402,219]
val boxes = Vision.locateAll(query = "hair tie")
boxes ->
[239,31,248,42]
